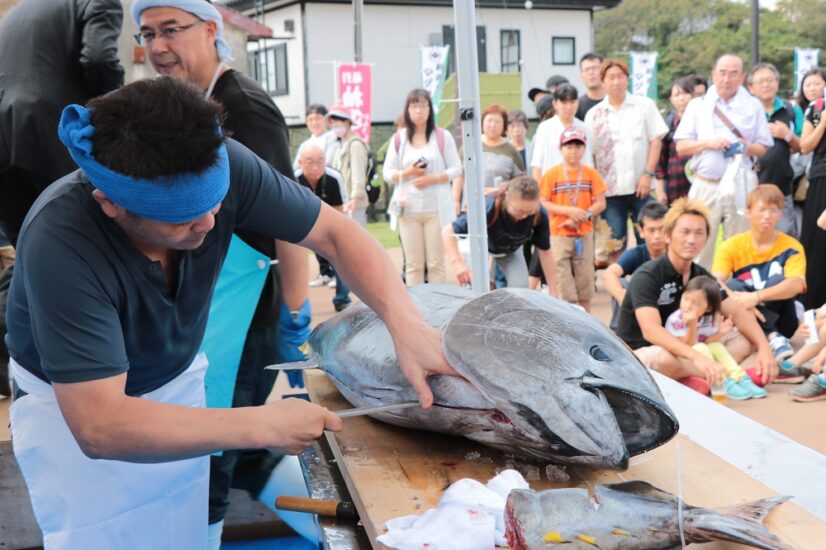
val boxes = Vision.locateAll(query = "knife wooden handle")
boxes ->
[275,496,358,520]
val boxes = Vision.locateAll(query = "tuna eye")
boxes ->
[590,345,611,362]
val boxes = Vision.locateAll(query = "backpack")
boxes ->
[487,191,541,228]
[364,148,380,204]
[348,138,380,204]
[810,98,825,128]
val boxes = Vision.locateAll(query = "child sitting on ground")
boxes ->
[789,304,826,402]
[664,276,767,400]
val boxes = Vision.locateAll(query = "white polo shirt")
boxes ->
[585,94,668,197]
[530,116,593,176]
[674,85,773,180]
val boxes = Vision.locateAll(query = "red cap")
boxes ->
[560,125,587,145]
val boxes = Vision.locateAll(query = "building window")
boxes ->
[552,37,575,66]
[500,30,520,73]
[442,25,487,75]
[254,43,289,96]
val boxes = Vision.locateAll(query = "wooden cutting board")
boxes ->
[306,370,826,549]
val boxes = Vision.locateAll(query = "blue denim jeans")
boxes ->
[333,272,351,306]
[602,194,652,249]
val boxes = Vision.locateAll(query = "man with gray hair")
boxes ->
[748,62,804,237]
[675,54,773,268]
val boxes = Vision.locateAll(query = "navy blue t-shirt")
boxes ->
[615,244,652,276]
[6,138,321,396]
[452,195,550,255]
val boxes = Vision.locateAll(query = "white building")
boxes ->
[221,0,620,124]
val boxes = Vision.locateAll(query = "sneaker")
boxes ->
[309,275,331,288]
[736,376,767,399]
[768,332,794,361]
[775,360,806,384]
[333,301,350,313]
[327,278,337,289]
[724,377,752,400]
[789,374,826,402]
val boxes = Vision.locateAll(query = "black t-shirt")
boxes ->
[806,103,826,181]
[5,139,321,396]
[757,101,795,195]
[616,254,723,349]
[452,194,551,254]
[576,95,603,121]
[212,69,294,327]
[296,169,345,207]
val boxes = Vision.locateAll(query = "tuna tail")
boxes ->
[684,495,794,550]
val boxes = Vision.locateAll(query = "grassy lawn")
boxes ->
[367,221,400,249]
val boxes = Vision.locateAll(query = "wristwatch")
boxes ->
[644,169,656,178]
[784,132,793,143]
[584,210,593,221]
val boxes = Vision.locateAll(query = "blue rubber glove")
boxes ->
[276,299,311,388]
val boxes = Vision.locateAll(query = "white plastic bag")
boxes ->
[718,154,757,215]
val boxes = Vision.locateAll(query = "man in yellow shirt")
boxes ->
[712,184,807,383]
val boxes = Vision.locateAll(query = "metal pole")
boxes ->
[453,0,489,294]
[354,0,364,63]
[751,0,759,68]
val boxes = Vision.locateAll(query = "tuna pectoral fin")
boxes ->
[685,497,793,550]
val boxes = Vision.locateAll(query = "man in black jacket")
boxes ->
[0,0,124,245]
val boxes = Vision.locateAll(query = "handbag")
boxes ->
[793,174,810,203]
[719,154,757,215]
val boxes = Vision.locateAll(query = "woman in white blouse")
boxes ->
[384,89,462,285]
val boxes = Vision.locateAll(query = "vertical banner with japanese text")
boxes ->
[337,63,372,143]
[794,48,820,94]
[629,51,658,100]
[420,46,450,116]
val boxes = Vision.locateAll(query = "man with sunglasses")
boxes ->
[131,1,313,544]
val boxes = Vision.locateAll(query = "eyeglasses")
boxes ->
[408,103,430,111]
[752,77,778,86]
[134,21,203,46]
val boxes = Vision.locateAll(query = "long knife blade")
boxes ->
[336,401,420,418]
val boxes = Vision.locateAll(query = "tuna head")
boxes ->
[442,288,678,469]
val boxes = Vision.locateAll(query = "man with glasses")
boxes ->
[748,63,804,237]
[576,53,605,121]
[712,184,807,381]
[674,54,773,269]
[132,1,311,545]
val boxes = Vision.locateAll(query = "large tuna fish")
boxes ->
[307,285,678,470]
[504,481,791,550]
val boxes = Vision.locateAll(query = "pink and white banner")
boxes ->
[337,63,372,143]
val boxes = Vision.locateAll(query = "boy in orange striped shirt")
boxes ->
[539,126,606,311]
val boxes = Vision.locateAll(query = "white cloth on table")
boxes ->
[376,469,529,550]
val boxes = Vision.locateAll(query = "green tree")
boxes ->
[595,0,817,105]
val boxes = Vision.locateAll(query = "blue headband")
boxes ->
[58,104,230,223]
[132,0,233,62]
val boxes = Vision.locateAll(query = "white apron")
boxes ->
[9,354,211,549]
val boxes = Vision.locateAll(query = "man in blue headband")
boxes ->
[131,1,314,540]
[5,77,457,549]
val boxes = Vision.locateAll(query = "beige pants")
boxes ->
[398,212,446,286]
[551,234,594,303]
[687,176,749,270]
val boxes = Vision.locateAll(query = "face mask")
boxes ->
[332,125,347,138]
